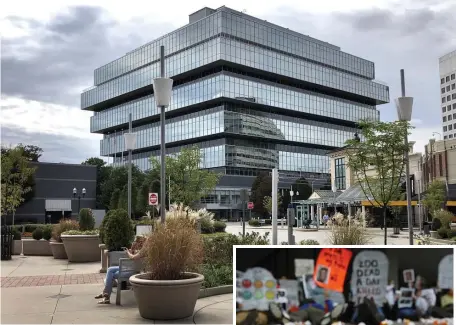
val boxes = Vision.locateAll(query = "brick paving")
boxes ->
[0,273,105,288]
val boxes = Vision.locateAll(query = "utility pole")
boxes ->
[272,168,278,245]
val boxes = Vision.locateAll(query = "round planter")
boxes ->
[430,230,439,239]
[61,235,101,262]
[49,241,67,259]
[130,272,204,320]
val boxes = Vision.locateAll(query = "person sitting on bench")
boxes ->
[95,245,145,304]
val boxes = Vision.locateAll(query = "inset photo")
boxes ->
[235,247,453,325]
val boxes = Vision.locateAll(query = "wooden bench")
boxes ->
[116,258,143,305]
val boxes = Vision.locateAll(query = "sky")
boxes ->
[1,0,455,163]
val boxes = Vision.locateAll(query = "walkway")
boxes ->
[1,256,232,324]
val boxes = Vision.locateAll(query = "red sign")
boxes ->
[313,248,353,293]
[148,193,158,206]
[247,202,254,209]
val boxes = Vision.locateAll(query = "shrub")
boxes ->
[24,224,43,233]
[103,209,135,251]
[447,229,456,239]
[32,228,43,240]
[300,239,320,245]
[78,208,95,231]
[12,228,21,240]
[62,230,99,236]
[200,218,214,234]
[42,225,53,241]
[434,210,454,230]
[52,219,79,242]
[328,217,371,245]
[98,211,112,244]
[202,264,232,288]
[431,218,442,231]
[438,227,448,238]
[248,219,260,227]
[239,231,270,245]
[213,220,226,233]
[143,211,204,280]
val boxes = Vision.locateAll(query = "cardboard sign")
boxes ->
[314,248,353,292]
[278,279,300,308]
[276,288,288,304]
[294,259,315,277]
[403,269,415,283]
[438,254,453,289]
[238,267,277,311]
[397,288,415,309]
[350,250,389,306]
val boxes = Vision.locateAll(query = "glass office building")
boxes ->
[81,6,389,219]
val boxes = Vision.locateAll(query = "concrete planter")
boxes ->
[430,230,439,239]
[99,244,107,273]
[107,250,127,267]
[13,240,22,255]
[61,235,100,263]
[49,241,67,259]
[198,285,232,298]
[450,223,456,230]
[22,239,52,256]
[130,272,204,320]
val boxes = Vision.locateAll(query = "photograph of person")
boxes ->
[403,269,415,283]
[316,265,330,284]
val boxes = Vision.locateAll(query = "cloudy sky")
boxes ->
[1,0,455,163]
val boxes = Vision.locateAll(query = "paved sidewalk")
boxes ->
[1,256,233,324]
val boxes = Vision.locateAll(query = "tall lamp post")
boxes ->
[124,113,137,219]
[152,45,173,223]
[414,171,422,234]
[73,187,86,215]
[332,185,337,215]
[395,69,414,245]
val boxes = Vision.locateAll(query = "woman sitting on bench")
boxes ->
[95,241,145,304]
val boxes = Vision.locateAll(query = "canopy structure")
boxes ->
[336,184,371,204]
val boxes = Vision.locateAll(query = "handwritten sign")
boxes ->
[238,267,277,311]
[313,248,353,292]
[438,254,453,289]
[403,269,415,284]
[350,250,389,305]
[295,259,314,277]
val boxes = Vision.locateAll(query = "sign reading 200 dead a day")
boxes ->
[351,250,389,306]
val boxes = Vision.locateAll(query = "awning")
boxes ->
[45,199,72,211]
[336,184,371,203]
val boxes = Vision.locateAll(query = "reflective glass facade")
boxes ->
[82,6,389,214]
[90,72,378,133]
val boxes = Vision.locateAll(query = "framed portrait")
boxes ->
[316,265,330,284]
[402,269,415,283]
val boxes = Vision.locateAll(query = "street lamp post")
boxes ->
[124,113,137,219]
[152,45,173,224]
[72,187,86,215]
[414,171,422,234]
[332,185,337,215]
[395,69,414,245]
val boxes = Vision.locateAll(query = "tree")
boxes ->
[1,147,37,220]
[250,172,272,217]
[423,180,446,218]
[82,157,112,208]
[292,178,313,200]
[2,144,43,162]
[136,169,160,216]
[344,120,411,245]
[149,146,219,208]
[263,194,283,215]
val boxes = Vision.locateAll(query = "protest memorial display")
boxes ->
[313,248,353,293]
[238,267,277,311]
[350,250,389,306]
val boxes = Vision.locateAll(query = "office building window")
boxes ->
[452,73,455,80]
[443,116,447,122]
[453,103,456,109]
[442,97,446,103]
[449,105,452,111]
[452,83,455,90]
[442,88,445,94]
[441,78,445,84]
[454,113,456,119]
[449,115,453,121]
[447,86,451,91]
[334,157,346,190]
[449,125,453,131]
[452,93,456,99]
[447,76,450,82]
[450,134,453,138]
[443,126,447,132]
[447,95,451,101]
[444,136,448,139]
[443,107,447,112]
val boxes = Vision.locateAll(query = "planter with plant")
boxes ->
[61,208,100,262]
[12,227,22,255]
[103,209,135,267]
[50,219,79,259]
[129,208,204,320]
[22,226,52,256]
[430,217,442,238]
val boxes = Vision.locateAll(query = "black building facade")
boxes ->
[5,162,97,224]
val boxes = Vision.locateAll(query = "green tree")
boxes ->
[345,120,411,245]
[149,146,219,208]
[109,189,121,210]
[292,178,313,200]
[82,157,112,208]
[250,172,272,217]
[136,169,160,216]
[423,180,446,218]
[2,144,43,162]
[263,194,283,215]
[1,146,37,220]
